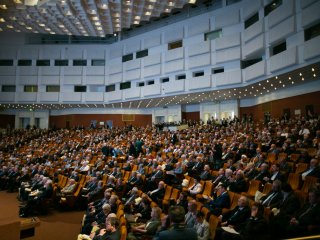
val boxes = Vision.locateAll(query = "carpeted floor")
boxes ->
[0,191,84,240]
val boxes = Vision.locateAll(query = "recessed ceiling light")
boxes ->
[299,73,302,76]
[0,5,7,9]
[313,73,316,77]
[312,68,315,72]
[301,77,304,81]
[0,18,5,22]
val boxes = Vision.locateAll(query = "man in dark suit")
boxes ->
[260,180,283,209]
[263,164,286,184]
[148,181,165,203]
[253,163,270,183]
[154,206,198,240]
[301,158,320,180]
[228,170,248,193]
[204,184,230,216]
[199,164,212,181]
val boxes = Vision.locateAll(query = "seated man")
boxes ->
[204,184,230,216]
[147,181,165,203]
[188,176,203,197]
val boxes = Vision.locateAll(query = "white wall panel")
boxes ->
[216,47,240,63]
[109,63,122,74]
[41,66,59,75]
[164,26,184,43]
[268,0,294,28]
[86,47,105,58]
[40,76,60,84]
[144,34,161,48]
[243,20,263,43]
[144,54,161,67]
[0,66,15,75]
[109,44,123,59]
[85,92,104,102]
[269,16,295,44]
[64,75,82,84]
[215,70,242,86]
[17,93,37,102]
[125,39,141,54]
[86,75,104,84]
[301,0,320,27]
[189,53,211,69]
[144,84,161,96]
[244,60,266,82]
[39,92,59,102]
[0,92,15,102]
[243,34,264,57]
[19,66,38,75]
[188,42,210,57]
[270,47,297,72]
[189,75,211,90]
[304,36,320,60]
[215,9,239,28]
[109,73,122,84]
[125,59,141,71]
[105,91,122,102]
[19,47,38,59]
[144,65,161,78]
[301,0,318,9]
[0,76,15,84]
[165,48,184,62]
[243,0,261,19]
[187,17,209,36]
[164,59,184,73]
[125,69,140,81]
[62,92,81,102]
[162,80,184,94]
[0,47,17,58]
[124,88,140,99]
[65,47,83,59]
[64,66,83,75]
[86,66,105,75]
[19,75,37,84]
[41,46,61,58]
[216,33,240,50]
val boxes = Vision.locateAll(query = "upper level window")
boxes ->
[0,60,14,66]
[212,67,224,74]
[36,60,50,66]
[2,85,16,92]
[205,29,222,41]
[241,58,262,69]
[24,85,38,92]
[136,49,148,59]
[271,41,286,56]
[147,80,155,85]
[46,85,60,92]
[168,40,183,50]
[73,60,87,66]
[305,22,320,41]
[55,60,68,66]
[245,12,259,29]
[74,86,87,92]
[193,71,204,77]
[176,74,186,80]
[161,77,169,83]
[91,59,105,66]
[122,53,133,62]
[18,60,32,66]
[137,82,145,87]
[120,82,131,90]
[106,84,116,92]
[264,0,282,17]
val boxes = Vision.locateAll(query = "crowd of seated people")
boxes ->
[0,113,320,240]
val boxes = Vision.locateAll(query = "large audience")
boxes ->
[0,114,320,240]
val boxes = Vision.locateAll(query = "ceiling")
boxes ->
[0,62,318,111]
[0,0,197,37]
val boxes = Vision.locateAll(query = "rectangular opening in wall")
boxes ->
[88,85,105,92]
[120,82,131,90]
[147,80,155,85]
[73,60,87,66]
[106,84,115,92]
[74,86,87,92]
[193,71,204,77]
[122,53,133,62]
[122,114,135,121]
[18,60,32,66]
[91,59,105,66]
[226,0,241,6]
[0,60,14,66]
[305,22,320,41]
[245,12,259,29]
[137,82,145,87]
[2,85,16,92]
[24,85,38,92]
[241,57,262,69]
[212,67,224,74]
[271,41,286,56]
[176,74,186,80]
[54,60,68,66]
[168,40,183,50]
[161,77,169,83]
[204,29,222,41]
[136,49,148,58]
[46,85,60,92]
[36,60,50,66]
[264,0,282,16]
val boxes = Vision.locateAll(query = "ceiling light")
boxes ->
[312,68,315,71]
[92,16,99,21]
[301,77,304,81]
[94,22,101,26]
[0,5,7,9]
[26,26,32,30]
[7,25,14,28]
[299,73,302,76]
[145,11,151,15]
[314,73,316,77]
[189,0,196,3]
[288,77,291,80]
[275,76,278,79]
[0,18,5,22]
[283,84,285,87]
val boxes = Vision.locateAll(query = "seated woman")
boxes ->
[127,206,162,240]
